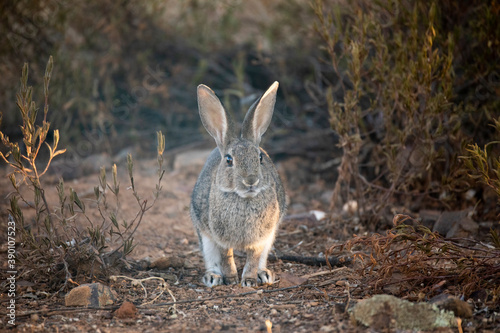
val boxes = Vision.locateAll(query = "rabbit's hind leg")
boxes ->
[200,234,237,287]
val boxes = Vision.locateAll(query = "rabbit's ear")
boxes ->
[197,84,233,150]
[241,81,279,145]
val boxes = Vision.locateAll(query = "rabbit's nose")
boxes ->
[242,176,260,187]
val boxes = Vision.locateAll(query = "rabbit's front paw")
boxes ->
[223,275,239,285]
[203,272,224,287]
[257,269,275,285]
[241,277,258,287]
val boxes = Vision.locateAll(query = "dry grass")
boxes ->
[330,214,500,307]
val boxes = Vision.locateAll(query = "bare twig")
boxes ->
[300,266,349,279]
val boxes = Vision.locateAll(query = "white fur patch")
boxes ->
[258,232,276,270]
[234,184,269,198]
[201,234,222,275]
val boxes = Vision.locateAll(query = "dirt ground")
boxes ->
[0,150,498,332]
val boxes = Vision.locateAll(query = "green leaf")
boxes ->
[94,186,100,200]
[56,178,65,206]
[127,154,135,191]
[99,167,106,191]
[490,229,500,249]
[110,212,119,228]
[70,188,85,212]
[8,174,18,190]
[44,56,53,97]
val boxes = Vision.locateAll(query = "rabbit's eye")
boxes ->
[225,154,233,167]
[259,153,263,164]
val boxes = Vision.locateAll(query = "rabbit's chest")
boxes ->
[208,189,280,249]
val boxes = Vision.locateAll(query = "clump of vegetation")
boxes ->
[1,58,165,289]
[0,0,313,155]
[312,0,499,226]
[330,214,500,306]
[312,0,460,223]
[462,118,500,207]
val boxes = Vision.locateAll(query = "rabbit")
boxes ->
[190,81,286,287]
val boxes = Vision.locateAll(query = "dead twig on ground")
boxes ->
[268,254,350,267]
[330,214,500,305]
[14,284,321,318]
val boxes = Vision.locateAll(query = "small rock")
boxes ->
[447,217,478,238]
[114,301,137,319]
[65,283,118,307]
[430,294,473,318]
[310,210,326,221]
[432,210,478,238]
[135,258,151,270]
[150,256,185,269]
[351,294,456,331]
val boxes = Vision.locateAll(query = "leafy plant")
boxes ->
[311,0,475,224]
[1,58,165,289]
[1,56,64,247]
[462,118,500,205]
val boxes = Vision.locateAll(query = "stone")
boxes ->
[65,283,118,307]
[351,294,457,331]
[432,210,478,238]
[114,301,137,319]
[430,294,473,318]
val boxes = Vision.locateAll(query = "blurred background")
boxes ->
[1,0,499,227]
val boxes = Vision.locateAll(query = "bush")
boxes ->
[312,0,500,225]
[1,58,165,289]
[0,0,314,159]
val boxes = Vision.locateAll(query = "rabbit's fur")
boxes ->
[190,82,286,287]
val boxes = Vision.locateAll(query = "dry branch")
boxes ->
[330,214,500,306]
[269,254,350,267]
